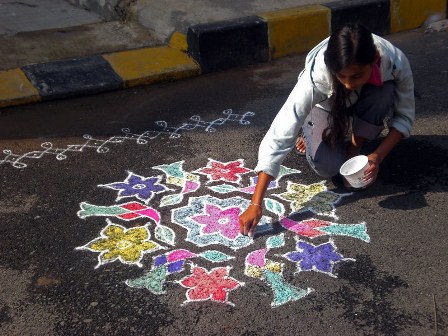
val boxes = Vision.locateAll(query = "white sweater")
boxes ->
[255,34,415,178]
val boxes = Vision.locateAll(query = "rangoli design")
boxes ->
[78,201,161,223]
[281,218,370,242]
[154,223,176,246]
[172,195,273,250]
[194,159,251,184]
[178,264,242,306]
[126,249,235,295]
[153,161,201,207]
[74,157,369,307]
[244,234,314,307]
[99,172,169,204]
[208,165,301,194]
[0,109,254,169]
[283,237,354,277]
[274,181,349,219]
[75,219,164,268]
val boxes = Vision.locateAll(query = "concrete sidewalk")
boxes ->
[0,0,446,109]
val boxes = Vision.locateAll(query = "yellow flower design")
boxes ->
[245,265,263,278]
[275,181,342,217]
[276,181,326,211]
[305,192,340,215]
[77,219,163,268]
[265,260,283,274]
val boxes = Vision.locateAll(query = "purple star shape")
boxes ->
[285,241,343,274]
[101,172,167,203]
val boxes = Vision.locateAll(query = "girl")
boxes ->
[239,23,415,236]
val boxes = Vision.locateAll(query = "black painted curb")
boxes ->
[21,55,123,100]
[186,1,393,74]
[324,0,391,36]
[187,16,269,73]
[1,0,446,109]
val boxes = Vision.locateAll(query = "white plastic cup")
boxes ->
[339,155,370,188]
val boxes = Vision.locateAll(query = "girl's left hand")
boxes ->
[364,153,381,186]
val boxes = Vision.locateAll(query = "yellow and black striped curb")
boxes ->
[1,0,446,109]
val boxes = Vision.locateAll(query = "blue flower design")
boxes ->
[284,239,347,277]
[100,172,168,204]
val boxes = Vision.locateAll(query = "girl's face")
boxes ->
[335,63,373,91]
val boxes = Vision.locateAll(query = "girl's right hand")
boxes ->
[239,204,262,237]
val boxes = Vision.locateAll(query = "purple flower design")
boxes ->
[100,172,168,204]
[284,240,344,276]
[192,204,241,240]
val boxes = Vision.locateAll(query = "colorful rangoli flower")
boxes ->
[171,195,273,250]
[99,172,168,204]
[274,181,345,218]
[194,159,251,184]
[76,219,163,268]
[179,264,243,306]
[283,238,352,277]
[192,203,241,240]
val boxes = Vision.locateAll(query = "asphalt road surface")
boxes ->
[0,29,447,336]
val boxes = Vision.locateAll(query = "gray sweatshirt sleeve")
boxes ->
[254,73,324,178]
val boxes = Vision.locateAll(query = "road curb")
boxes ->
[259,5,331,60]
[325,0,391,36]
[0,0,446,109]
[103,47,201,88]
[0,69,41,108]
[187,16,269,74]
[21,56,123,101]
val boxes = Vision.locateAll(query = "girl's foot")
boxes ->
[295,136,306,156]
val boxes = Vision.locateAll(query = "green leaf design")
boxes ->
[266,233,285,249]
[264,270,313,307]
[125,265,168,295]
[160,193,183,207]
[277,166,301,181]
[264,198,285,217]
[199,250,235,263]
[77,202,125,219]
[320,223,370,243]
[155,224,176,245]
[208,184,237,194]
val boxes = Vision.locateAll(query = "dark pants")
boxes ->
[302,81,394,177]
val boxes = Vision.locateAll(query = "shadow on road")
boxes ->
[327,135,448,210]
[318,254,433,336]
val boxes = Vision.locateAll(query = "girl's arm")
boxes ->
[364,127,403,183]
[239,172,274,236]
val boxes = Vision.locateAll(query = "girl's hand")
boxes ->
[362,127,403,187]
[364,152,381,186]
[239,204,262,237]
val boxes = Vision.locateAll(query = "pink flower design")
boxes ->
[196,159,251,183]
[180,265,241,305]
[192,204,241,240]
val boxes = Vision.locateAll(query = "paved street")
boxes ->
[0,29,447,336]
